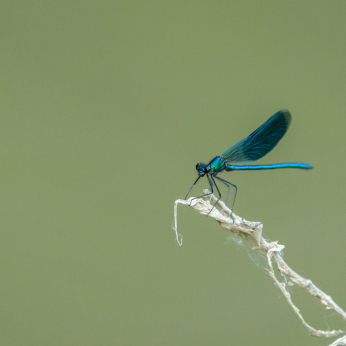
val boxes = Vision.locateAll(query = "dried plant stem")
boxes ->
[173,190,346,343]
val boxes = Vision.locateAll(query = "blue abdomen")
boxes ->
[226,163,313,170]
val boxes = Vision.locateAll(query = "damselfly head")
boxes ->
[196,163,210,176]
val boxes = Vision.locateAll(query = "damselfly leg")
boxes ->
[184,176,200,200]
[214,175,237,213]
[187,175,214,206]
[205,175,222,217]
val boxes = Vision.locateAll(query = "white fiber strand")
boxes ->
[173,190,346,342]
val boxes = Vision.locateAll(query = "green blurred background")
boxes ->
[1,1,345,345]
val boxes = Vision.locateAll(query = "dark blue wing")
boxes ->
[221,110,292,163]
